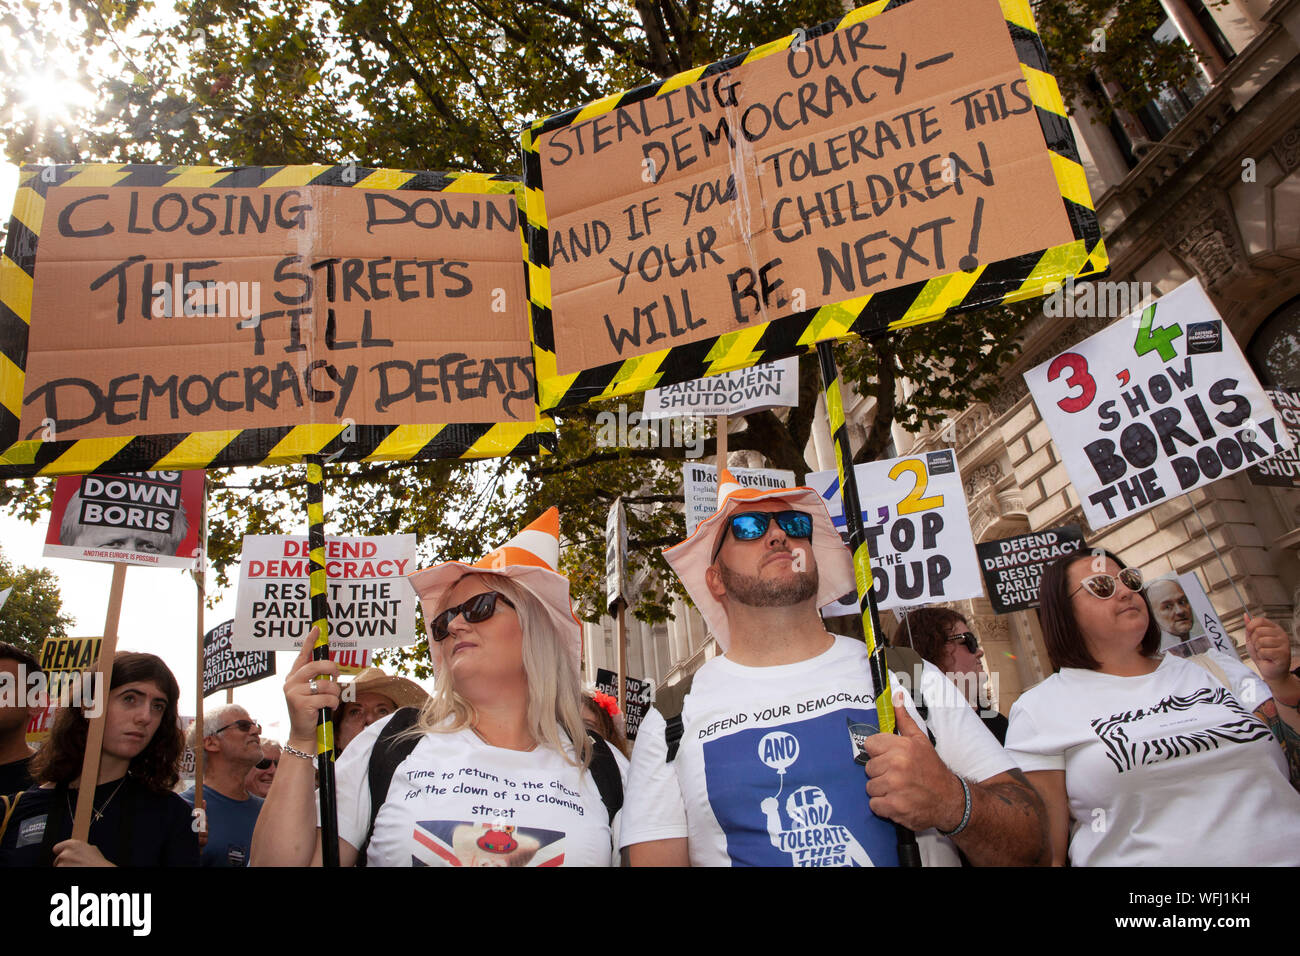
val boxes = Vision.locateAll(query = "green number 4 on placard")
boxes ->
[1133,304,1182,362]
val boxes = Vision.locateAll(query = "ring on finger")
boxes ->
[309,679,319,695]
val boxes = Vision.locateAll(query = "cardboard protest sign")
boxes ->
[1248,389,1300,488]
[522,0,1103,409]
[231,534,417,651]
[809,449,982,613]
[43,470,204,569]
[976,524,1086,614]
[682,462,796,535]
[596,667,653,741]
[642,357,799,419]
[0,164,554,477]
[203,618,275,696]
[1148,572,1235,659]
[1025,279,1292,530]
[39,635,103,672]
[36,636,103,716]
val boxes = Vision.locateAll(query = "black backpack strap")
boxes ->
[358,706,422,867]
[585,730,623,824]
[664,714,684,763]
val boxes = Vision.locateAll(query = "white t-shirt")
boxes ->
[620,636,1015,866]
[335,714,627,867]
[1005,651,1300,866]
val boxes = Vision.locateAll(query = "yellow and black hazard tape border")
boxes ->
[0,163,555,478]
[521,0,1106,410]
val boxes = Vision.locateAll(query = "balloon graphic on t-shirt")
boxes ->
[759,730,800,798]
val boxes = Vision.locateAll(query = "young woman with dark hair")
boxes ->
[0,652,199,867]
[1005,550,1300,866]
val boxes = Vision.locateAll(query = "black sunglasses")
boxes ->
[255,757,279,771]
[713,510,813,560]
[213,719,260,735]
[946,631,980,654]
[431,591,516,642]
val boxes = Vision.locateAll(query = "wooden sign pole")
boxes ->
[71,562,127,840]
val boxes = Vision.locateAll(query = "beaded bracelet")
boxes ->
[938,776,972,838]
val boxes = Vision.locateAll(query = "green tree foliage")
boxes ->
[0,0,1207,669]
[0,546,75,657]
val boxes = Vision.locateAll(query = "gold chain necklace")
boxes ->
[66,775,128,824]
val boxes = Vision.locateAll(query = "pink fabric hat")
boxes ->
[406,507,581,670]
[663,469,855,651]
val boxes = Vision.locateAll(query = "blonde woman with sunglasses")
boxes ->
[1005,550,1300,866]
[251,510,626,867]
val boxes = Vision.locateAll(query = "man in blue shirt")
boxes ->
[180,705,265,867]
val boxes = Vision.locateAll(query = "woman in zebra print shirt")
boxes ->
[1004,550,1300,866]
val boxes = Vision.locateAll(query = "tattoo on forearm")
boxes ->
[962,768,1050,865]
[1257,700,1300,789]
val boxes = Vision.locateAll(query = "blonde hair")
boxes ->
[407,575,592,769]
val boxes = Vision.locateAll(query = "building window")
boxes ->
[1188,0,1235,65]
[1247,298,1300,389]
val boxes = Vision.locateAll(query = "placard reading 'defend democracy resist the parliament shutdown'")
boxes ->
[1248,389,1300,488]
[0,165,549,477]
[808,450,982,614]
[202,619,275,697]
[976,524,1086,614]
[595,667,653,741]
[1024,279,1292,531]
[231,534,417,651]
[642,357,800,419]
[523,0,1101,409]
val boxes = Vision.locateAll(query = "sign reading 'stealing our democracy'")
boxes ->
[976,524,1086,614]
[522,0,1102,408]
[0,166,550,476]
[1025,279,1292,530]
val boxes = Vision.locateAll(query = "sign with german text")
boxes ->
[642,357,799,419]
[0,164,551,477]
[202,618,276,696]
[522,0,1103,408]
[809,449,982,613]
[682,462,796,535]
[976,524,1086,614]
[1025,279,1291,530]
[595,667,653,741]
[1247,389,1300,488]
[231,534,417,651]
[43,470,204,569]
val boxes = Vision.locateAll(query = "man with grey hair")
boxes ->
[180,704,264,866]
[1148,578,1199,653]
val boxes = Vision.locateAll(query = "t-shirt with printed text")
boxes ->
[335,714,627,867]
[620,636,1015,867]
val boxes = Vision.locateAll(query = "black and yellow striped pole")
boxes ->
[307,455,340,867]
[815,340,921,868]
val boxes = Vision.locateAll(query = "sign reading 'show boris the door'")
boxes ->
[1025,279,1291,530]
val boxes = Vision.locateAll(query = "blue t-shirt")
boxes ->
[180,785,263,867]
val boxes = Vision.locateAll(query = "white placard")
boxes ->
[1148,571,1236,659]
[1024,279,1291,530]
[808,449,983,613]
[231,534,417,651]
[642,357,799,419]
[681,463,797,536]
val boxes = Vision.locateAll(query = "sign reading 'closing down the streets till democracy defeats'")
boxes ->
[809,450,982,613]
[232,534,417,651]
[975,524,1086,614]
[0,165,551,476]
[522,0,1102,409]
[1025,279,1292,530]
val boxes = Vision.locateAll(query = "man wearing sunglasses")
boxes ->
[621,471,1047,867]
[180,704,266,866]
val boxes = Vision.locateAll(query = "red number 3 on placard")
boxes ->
[1047,352,1096,413]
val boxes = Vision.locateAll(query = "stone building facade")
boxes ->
[583,0,1300,719]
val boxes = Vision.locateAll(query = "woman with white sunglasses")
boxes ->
[1005,550,1300,866]
[251,509,626,867]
